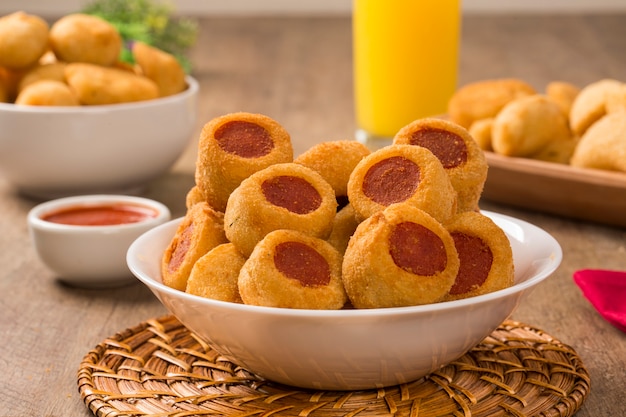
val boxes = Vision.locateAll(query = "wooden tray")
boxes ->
[482,151,626,228]
[77,315,590,417]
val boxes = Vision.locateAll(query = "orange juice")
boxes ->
[353,0,460,145]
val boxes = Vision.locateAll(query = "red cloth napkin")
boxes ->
[573,269,626,333]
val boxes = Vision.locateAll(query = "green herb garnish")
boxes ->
[82,0,198,72]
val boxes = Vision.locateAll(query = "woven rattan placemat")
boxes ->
[78,315,590,417]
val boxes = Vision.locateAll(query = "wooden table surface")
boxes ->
[2,14,625,416]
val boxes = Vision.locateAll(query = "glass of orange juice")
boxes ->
[353,0,461,149]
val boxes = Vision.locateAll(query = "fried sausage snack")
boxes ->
[0,12,49,70]
[347,144,457,223]
[161,202,227,291]
[294,140,371,208]
[342,203,459,308]
[195,112,294,212]
[393,118,488,213]
[224,162,336,257]
[49,13,122,67]
[238,229,346,309]
[442,211,514,301]
[185,243,246,303]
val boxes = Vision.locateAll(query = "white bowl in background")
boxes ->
[29,194,171,288]
[0,76,198,199]
[127,211,562,390]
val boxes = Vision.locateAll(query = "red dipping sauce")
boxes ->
[42,203,158,226]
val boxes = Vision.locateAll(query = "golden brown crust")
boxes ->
[545,81,580,117]
[18,62,67,93]
[605,83,626,114]
[569,78,623,137]
[570,111,626,172]
[0,12,49,70]
[185,185,206,209]
[49,13,122,67]
[491,95,574,158]
[0,74,7,103]
[347,144,457,223]
[294,140,371,199]
[15,80,79,106]
[195,112,293,212]
[64,63,159,105]
[531,136,578,164]
[341,203,459,308]
[326,204,360,255]
[442,211,514,301]
[185,243,246,303]
[447,78,536,129]
[132,41,187,97]
[394,118,488,213]
[224,162,336,257]
[161,202,227,291]
[238,229,346,309]
[468,118,494,152]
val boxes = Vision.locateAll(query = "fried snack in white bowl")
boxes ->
[0,76,198,198]
[127,210,561,391]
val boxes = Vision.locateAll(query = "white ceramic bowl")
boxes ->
[0,77,198,199]
[127,211,562,391]
[29,194,171,288]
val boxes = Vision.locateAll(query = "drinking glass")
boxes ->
[353,0,461,149]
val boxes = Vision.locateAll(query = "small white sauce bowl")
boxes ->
[28,194,171,288]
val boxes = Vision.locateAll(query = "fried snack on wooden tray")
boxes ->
[49,13,122,67]
[347,144,457,223]
[195,112,293,212]
[15,80,79,106]
[132,41,187,97]
[442,211,514,302]
[185,243,246,303]
[238,229,346,309]
[65,63,159,105]
[224,162,336,257]
[0,11,49,70]
[569,78,623,137]
[491,94,574,162]
[546,80,580,117]
[570,111,626,172]
[342,203,459,308]
[605,82,626,114]
[161,202,227,291]
[394,117,488,213]
[447,78,536,129]
[294,140,371,207]
[468,118,494,151]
